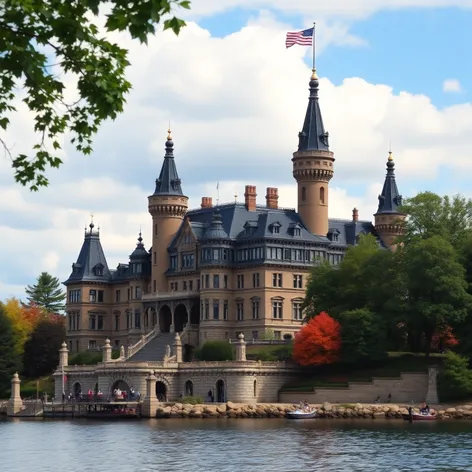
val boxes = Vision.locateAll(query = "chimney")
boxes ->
[352,207,359,222]
[201,197,213,208]
[244,185,257,212]
[266,187,279,209]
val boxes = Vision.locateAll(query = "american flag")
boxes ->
[285,27,314,48]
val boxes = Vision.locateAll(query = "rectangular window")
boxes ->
[205,274,210,288]
[183,281,187,291]
[68,313,72,331]
[182,253,195,268]
[274,331,281,340]
[293,275,303,289]
[252,273,260,288]
[223,300,228,320]
[89,314,96,330]
[213,274,220,288]
[97,290,104,303]
[252,331,259,340]
[222,249,229,261]
[68,289,81,303]
[272,273,282,288]
[135,286,141,299]
[252,300,260,320]
[114,315,120,330]
[114,340,120,348]
[237,274,244,289]
[134,312,141,328]
[170,255,177,268]
[88,340,97,350]
[97,315,104,330]
[224,275,228,289]
[197,279,201,291]
[126,312,131,329]
[89,289,96,303]
[205,300,210,320]
[236,301,244,321]
[213,249,219,260]
[127,288,130,300]
[189,280,193,291]
[272,300,283,319]
[115,290,121,303]
[213,300,219,320]
[293,302,303,320]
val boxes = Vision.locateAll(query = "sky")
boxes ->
[2,1,472,300]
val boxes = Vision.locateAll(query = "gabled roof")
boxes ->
[63,223,112,285]
[376,152,403,215]
[328,218,387,248]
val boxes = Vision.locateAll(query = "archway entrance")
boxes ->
[111,379,130,396]
[156,381,167,401]
[73,382,82,398]
[190,303,200,325]
[185,380,194,396]
[174,303,188,332]
[183,344,194,362]
[159,305,172,333]
[216,379,225,403]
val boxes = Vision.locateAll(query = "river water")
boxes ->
[1,418,472,471]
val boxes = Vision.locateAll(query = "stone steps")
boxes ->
[128,332,176,362]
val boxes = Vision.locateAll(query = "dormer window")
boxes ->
[244,221,258,236]
[93,263,104,276]
[290,223,302,237]
[269,221,282,234]
[327,228,341,243]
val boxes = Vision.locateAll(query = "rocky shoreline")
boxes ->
[156,401,472,420]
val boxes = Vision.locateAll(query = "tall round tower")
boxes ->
[148,130,188,293]
[292,70,334,237]
[374,151,406,251]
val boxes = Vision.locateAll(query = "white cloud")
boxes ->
[2,15,472,299]
[443,78,463,93]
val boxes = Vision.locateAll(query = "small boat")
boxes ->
[286,408,317,419]
[402,411,437,421]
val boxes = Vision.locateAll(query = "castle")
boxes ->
[64,69,405,355]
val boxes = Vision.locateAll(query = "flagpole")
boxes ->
[61,364,65,403]
[312,22,316,71]
[216,181,220,206]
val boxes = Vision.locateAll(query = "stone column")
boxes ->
[7,373,23,416]
[235,333,246,361]
[141,370,157,418]
[425,366,439,404]
[173,332,182,363]
[102,338,112,363]
[58,341,69,367]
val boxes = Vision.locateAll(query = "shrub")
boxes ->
[283,333,293,340]
[181,395,203,405]
[69,351,102,365]
[194,341,234,361]
[438,351,472,402]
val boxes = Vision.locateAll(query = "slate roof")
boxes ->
[327,218,387,248]
[129,232,149,261]
[152,130,184,196]
[63,223,112,285]
[376,152,403,214]
[297,70,330,152]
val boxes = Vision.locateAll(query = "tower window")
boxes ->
[301,186,307,202]
[320,187,325,204]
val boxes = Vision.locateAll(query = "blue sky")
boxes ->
[2,2,472,300]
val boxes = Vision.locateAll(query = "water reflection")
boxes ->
[1,418,472,471]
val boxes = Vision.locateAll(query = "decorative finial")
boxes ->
[311,68,318,80]
[388,150,394,161]
[167,128,172,140]
[234,192,238,203]
[137,229,143,244]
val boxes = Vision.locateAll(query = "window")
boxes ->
[223,300,228,320]
[236,301,244,321]
[293,301,303,320]
[127,288,130,300]
[134,263,142,273]
[274,331,281,340]
[97,290,104,303]
[115,290,121,303]
[294,227,301,237]
[272,300,283,319]
[293,275,303,289]
[126,311,131,329]
[170,255,177,268]
[89,290,96,303]
[252,273,260,288]
[94,264,103,276]
[272,273,282,288]
[222,249,229,261]
[89,314,96,330]
[114,340,120,348]
[213,300,219,320]
[134,311,141,328]
[224,275,228,289]
[97,315,104,330]
[252,331,259,340]
[213,274,220,288]
[182,253,195,268]
[237,274,244,289]
[68,289,81,303]
[183,281,187,291]
[114,314,120,330]
[135,286,141,299]
[88,340,97,350]
[320,186,325,204]
[184,234,191,244]
[252,299,260,320]
[273,226,280,234]
[205,274,210,289]
[205,300,210,320]
[189,280,193,290]
[301,186,307,202]
[213,249,219,260]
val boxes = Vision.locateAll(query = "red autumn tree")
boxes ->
[431,326,459,352]
[293,312,341,366]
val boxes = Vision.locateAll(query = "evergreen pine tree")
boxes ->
[25,272,66,313]
[0,304,21,395]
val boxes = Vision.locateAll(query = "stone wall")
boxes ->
[279,372,428,404]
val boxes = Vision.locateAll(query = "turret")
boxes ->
[374,151,406,251]
[292,69,335,237]
[148,130,188,293]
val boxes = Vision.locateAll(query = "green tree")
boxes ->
[438,351,472,402]
[0,303,21,395]
[1,0,190,190]
[338,308,388,366]
[194,340,234,361]
[23,319,65,378]
[401,235,472,354]
[25,272,66,312]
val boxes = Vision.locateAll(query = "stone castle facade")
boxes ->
[64,69,405,354]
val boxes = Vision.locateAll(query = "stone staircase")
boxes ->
[128,332,176,362]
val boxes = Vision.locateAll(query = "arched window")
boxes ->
[320,187,325,204]
[301,186,307,202]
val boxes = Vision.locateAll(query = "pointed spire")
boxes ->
[297,69,330,152]
[153,129,184,196]
[202,208,229,240]
[376,150,403,214]
[130,229,148,260]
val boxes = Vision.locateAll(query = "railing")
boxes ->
[142,290,199,301]
[180,323,199,346]
[228,339,290,345]
[126,328,158,359]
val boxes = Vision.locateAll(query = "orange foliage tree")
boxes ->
[431,326,459,352]
[293,312,342,366]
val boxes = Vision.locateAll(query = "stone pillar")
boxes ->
[141,370,157,418]
[58,341,69,367]
[7,373,23,416]
[235,333,246,361]
[425,366,439,404]
[173,332,182,363]
[102,338,112,363]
